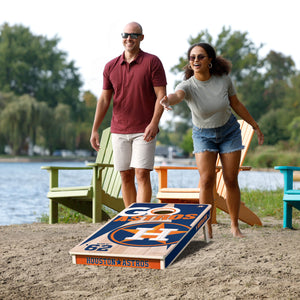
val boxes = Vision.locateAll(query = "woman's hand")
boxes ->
[255,127,264,145]
[160,96,172,111]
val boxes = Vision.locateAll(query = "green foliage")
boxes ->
[37,189,300,223]
[283,73,300,112]
[218,188,300,223]
[240,188,287,219]
[237,72,266,120]
[161,26,300,159]
[287,116,300,149]
[180,128,193,154]
[2,23,300,159]
[263,50,296,82]
[215,27,262,83]
[156,129,171,146]
[52,104,77,150]
[258,109,290,145]
[0,94,47,154]
[0,24,115,155]
[38,205,92,223]
[0,23,82,115]
[244,146,300,168]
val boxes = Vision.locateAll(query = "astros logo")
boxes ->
[108,222,190,247]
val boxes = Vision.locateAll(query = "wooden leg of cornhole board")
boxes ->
[203,224,210,243]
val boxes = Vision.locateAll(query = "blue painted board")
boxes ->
[69,203,211,269]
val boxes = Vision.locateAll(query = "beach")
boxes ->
[1,216,299,299]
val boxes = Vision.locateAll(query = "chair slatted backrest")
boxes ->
[239,120,254,166]
[216,120,254,198]
[95,128,122,198]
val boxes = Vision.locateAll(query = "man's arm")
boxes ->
[143,86,166,142]
[90,89,113,151]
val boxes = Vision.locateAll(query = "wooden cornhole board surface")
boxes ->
[70,203,211,269]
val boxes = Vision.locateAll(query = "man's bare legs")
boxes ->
[135,168,152,203]
[120,169,136,207]
[120,168,152,207]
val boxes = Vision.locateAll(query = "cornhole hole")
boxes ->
[69,203,211,269]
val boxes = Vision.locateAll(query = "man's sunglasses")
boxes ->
[189,55,207,61]
[121,33,142,39]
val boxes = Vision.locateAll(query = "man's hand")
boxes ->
[143,124,158,142]
[90,131,100,151]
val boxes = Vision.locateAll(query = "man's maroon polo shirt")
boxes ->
[103,50,167,134]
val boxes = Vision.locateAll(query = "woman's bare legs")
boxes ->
[220,150,245,237]
[195,151,218,238]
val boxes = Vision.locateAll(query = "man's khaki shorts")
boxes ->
[111,133,156,171]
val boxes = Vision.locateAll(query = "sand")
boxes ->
[1,216,299,300]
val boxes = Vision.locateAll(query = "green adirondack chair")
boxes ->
[41,127,124,224]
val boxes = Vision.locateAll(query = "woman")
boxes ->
[160,43,264,238]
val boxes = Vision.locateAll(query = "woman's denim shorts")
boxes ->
[192,114,244,154]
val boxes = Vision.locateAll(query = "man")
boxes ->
[90,22,167,207]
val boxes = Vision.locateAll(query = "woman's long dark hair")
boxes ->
[184,43,232,80]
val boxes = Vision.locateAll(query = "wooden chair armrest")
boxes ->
[154,164,252,190]
[154,165,225,190]
[41,166,93,189]
[275,166,300,172]
[154,165,222,171]
[154,165,197,190]
[87,163,115,182]
[154,165,197,171]
[239,166,252,171]
[274,166,300,191]
[86,163,114,168]
[41,166,92,170]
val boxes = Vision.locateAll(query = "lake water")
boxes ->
[0,161,299,226]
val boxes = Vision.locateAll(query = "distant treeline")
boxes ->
[1,24,300,160]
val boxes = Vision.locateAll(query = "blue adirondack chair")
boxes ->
[42,128,124,224]
[275,166,300,229]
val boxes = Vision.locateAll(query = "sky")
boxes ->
[1,0,300,100]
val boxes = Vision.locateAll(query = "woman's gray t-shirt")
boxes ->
[175,75,236,128]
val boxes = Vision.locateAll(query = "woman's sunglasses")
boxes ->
[189,55,207,61]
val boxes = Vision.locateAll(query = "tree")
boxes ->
[282,73,300,115]
[258,108,290,145]
[0,94,47,154]
[214,27,263,83]
[263,51,296,83]
[51,104,76,151]
[260,51,297,113]
[180,128,193,155]
[166,27,263,148]
[288,116,300,150]
[237,71,266,120]
[0,23,82,117]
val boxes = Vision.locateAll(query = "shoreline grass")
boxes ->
[38,188,300,228]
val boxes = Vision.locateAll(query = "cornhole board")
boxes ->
[69,203,211,269]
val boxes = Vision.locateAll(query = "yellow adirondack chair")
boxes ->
[154,120,262,226]
[41,127,124,224]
